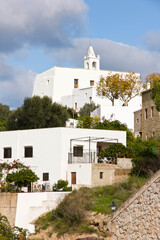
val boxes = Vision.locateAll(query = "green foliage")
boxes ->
[151,82,160,111]
[0,103,10,131]
[77,116,92,128]
[35,176,147,236]
[77,115,100,129]
[94,119,134,144]
[99,143,133,160]
[146,73,160,111]
[53,179,71,191]
[66,107,78,119]
[0,103,10,121]
[0,160,29,192]
[79,102,99,117]
[131,148,160,177]
[0,120,7,131]
[0,214,27,239]
[6,96,69,130]
[6,168,39,190]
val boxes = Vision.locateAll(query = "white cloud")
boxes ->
[144,31,160,52]
[0,56,35,108]
[0,0,88,53]
[50,38,160,81]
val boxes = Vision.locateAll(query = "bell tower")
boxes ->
[84,46,100,70]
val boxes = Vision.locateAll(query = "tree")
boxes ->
[66,107,78,119]
[146,73,160,111]
[76,115,100,129]
[6,96,69,130]
[131,148,160,177]
[6,168,39,191]
[97,72,144,106]
[0,159,39,192]
[79,102,99,117]
[0,103,10,121]
[119,73,144,105]
[94,118,134,144]
[99,143,133,160]
[97,73,121,106]
[0,103,10,131]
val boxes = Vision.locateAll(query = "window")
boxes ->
[145,109,148,119]
[136,118,139,124]
[24,146,33,158]
[90,80,94,86]
[100,172,103,179]
[152,132,155,138]
[47,80,49,85]
[74,79,79,88]
[73,146,83,157]
[43,173,49,181]
[151,106,154,118]
[4,147,12,158]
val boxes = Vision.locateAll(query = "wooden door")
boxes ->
[71,172,76,185]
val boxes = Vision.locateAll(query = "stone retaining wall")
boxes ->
[0,193,18,226]
[107,170,160,239]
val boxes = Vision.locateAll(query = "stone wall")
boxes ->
[92,164,116,186]
[107,170,160,239]
[0,193,18,226]
[113,169,131,184]
[91,164,130,187]
[134,109,142,137]
[142,89,160,139]
[117,158,132,169]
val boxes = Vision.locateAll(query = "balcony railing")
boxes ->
[68,151,96,164]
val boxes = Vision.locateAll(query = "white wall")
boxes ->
[33,67,55,99]
[91,105,137,131]
[33,66,141,110]
[67,163,92,186]
[0,128,62,187]
[0,128,126,186]
[15,192,69,233]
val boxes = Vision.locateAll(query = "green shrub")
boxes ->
[131,148,160,177]
[0,214,28,239]
[35,176,147,236]
[6,168,39,191]
[99,143,133,160]
[52,179,71,191]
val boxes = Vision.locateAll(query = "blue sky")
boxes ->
[1,0,160,108]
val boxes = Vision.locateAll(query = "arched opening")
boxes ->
[92,61,96,69]
[86,62,89,69]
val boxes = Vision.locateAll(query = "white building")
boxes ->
[32,46,142,114]
[0,127,126,188]
[91,105,139,130]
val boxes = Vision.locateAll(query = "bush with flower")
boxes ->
[0,159,39,192]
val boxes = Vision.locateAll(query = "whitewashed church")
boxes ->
[33,46,142,130]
